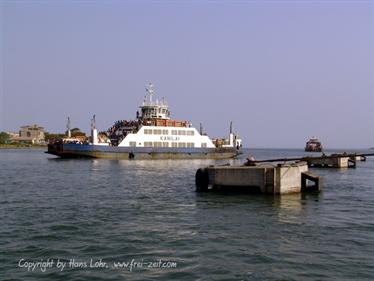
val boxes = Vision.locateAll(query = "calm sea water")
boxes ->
[1,148,374,281]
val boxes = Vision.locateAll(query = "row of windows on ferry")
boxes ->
[143,129,195,136]
[129,142,207,148]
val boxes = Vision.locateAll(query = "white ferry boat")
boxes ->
[47,83,242,159]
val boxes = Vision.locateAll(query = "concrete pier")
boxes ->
[246,152,374,168]
[301,172,322,192]
[350,155,366,162]
[196,161,321,194]
[306,156,355,168]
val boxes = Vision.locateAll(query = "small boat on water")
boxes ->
[305,137,323,152]
[47,83,242,159]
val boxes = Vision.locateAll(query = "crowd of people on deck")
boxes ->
[104,120,141,138]
[101,118,189,141]
[63,139,88,145]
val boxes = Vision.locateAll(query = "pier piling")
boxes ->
[196,161,320,194]
[246,152,374,168]
[301,172,322,191]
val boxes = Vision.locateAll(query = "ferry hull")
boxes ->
[47,143,242,159]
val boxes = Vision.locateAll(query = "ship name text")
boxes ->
[160,136,180,141]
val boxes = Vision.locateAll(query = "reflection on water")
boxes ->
[1,148,374,281]
[274,194,304,225]
[274,192,321,226]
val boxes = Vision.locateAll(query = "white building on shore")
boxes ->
[15,124,46,144]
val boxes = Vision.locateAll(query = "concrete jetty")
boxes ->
[307,155,356,168]
[196,161,321,194]
[246,152,374,169]
[350,154,366,162]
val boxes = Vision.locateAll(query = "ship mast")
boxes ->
[91,114,98,144]
[145,82,155,105]
[139,83,170,120]
[66,117,71,138]
[91,114,96,130]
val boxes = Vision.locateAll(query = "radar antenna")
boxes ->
[145,82,155,104]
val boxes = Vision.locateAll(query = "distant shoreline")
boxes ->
[0,144,46,149]
[1,144,372,151]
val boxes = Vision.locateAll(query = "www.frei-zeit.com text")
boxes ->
[18,258,178,272]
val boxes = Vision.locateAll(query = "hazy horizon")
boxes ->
[1,1,373,149]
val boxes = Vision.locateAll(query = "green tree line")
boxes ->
[0,132,10,144]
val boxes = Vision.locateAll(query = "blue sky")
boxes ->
[1,0,373,148]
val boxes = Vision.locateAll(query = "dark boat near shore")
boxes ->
[305,137,323,152]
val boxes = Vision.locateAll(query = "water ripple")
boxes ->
[1,148,374,280]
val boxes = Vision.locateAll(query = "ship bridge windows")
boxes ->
[144,141,171,147]
[144,128,170,135]
[153,141,163,147]
[129,141,136,147]
[170,129,195,136]
[142,127,195,137]
[178,142,186,148]
[144,142,153,147]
